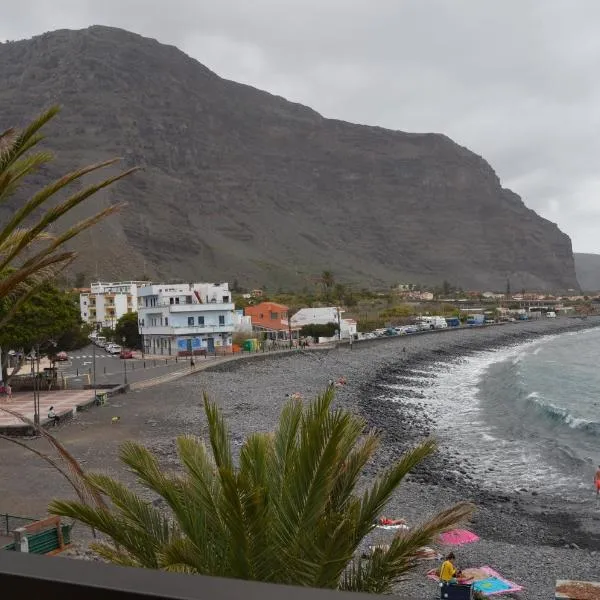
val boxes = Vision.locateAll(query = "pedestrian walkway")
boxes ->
[68,354,118,360]
[0,390,94,432]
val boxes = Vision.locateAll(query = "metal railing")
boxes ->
[0,551,380,600]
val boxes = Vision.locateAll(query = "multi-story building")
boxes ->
[79,281,150,329]
[137,282,235,356]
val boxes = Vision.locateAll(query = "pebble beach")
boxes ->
[2,317,599,599]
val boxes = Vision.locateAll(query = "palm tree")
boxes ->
[50,388,473,593]
[321,270,335,300]
[0,106,136,323]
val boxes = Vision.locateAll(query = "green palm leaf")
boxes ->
[49,389,475,592]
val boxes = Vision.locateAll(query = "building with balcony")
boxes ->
[244,302,299,340]
[137,282,235,355]
[79,281,150,329]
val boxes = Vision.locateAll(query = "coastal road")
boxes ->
[55,344,191,387]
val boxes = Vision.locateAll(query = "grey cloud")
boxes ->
[3,0,600,251]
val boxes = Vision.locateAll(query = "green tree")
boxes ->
[0,282,83,382]
[320,270,335,301]
[74,272,86,288]
[115,311,141,349]
[0,106,135,332]
[50,390,472,592]
[300,322,338,341]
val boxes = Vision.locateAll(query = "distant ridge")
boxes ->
[0,26,580,291]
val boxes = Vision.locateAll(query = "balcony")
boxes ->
[139,302,235,313]
[140,324,234,336]
[0,550,376,600]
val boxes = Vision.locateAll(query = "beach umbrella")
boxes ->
[439,528,480,545]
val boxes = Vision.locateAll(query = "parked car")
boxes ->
[55,351,69,361]
[119,350,134,359]
[107,344,122,355]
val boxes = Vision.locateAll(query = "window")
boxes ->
[219,315,225,326]
[186,296,193,304]
[170,297,174,305]
[198,316,205,326]
[175,297,180,304]
[270,312,279,320]
[188,316,194,326]
[222,296,229,303]
[165,317,168,326]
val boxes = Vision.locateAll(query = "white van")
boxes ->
[546,311,557,318]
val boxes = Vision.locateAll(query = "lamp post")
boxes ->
[139,321,145,359]
[336,306,342,341]
[122,336,128,385]
[31,349,38,427]
[92,339,97,402]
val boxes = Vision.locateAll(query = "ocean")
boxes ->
[385,326,600,501]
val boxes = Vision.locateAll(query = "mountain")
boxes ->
[0,26,580,291]
[574,254,600,291]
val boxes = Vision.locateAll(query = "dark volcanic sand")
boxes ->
[1,318,599,599]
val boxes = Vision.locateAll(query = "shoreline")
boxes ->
[2,317,599,599]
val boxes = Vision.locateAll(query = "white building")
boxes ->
[291,307,357,340]
[232,309,253,335]
[80,281,150,329]
[137,282,235,355]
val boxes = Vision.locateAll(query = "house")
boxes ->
[232,310,253,335]
[137,282,235,356]
[244,302,299,340]
[79,281,150,329]
[290,307,357,340]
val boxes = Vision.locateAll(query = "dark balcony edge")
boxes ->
[0,551,381,600]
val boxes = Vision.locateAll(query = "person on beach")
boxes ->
[376,517,407,526]
[440,552,462,583]
[595,466,600,496]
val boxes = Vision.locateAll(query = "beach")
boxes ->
[1,317,599,599]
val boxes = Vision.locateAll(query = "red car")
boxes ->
[55,351,69,361]
[119,350,134,359]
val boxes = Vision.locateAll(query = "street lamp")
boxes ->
[122,336,128,385]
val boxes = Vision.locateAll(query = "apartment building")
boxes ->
[79,281,150,329]
[137,282,235,355]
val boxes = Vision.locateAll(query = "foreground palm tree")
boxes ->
[0,106,136,323]
[51,388,473,593]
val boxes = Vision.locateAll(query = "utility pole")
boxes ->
[287,308,293,349]
[336,306,341,341]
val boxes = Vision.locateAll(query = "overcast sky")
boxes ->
[3,1,600,253]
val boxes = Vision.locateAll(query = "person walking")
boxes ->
[595,465,600,497]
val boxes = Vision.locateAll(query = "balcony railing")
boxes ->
[0,550,379,600]
[139,302,234,313]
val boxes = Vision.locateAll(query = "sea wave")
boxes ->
[525,393,600,436]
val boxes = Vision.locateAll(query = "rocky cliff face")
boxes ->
[0,26,580,291]
[574,254,600,291]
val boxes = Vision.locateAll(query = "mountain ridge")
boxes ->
[0,25,580,291]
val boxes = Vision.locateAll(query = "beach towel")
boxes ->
[427,566,523,596]
[439,529,480,545]
[415,546,442,560]
[376,523,410,531]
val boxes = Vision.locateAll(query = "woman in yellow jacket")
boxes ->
[440,552,462,584]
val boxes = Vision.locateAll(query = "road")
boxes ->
[55,344,193,387]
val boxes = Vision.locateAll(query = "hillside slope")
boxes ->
[0,26,580,291]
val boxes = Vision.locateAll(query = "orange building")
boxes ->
[244,302,299,340]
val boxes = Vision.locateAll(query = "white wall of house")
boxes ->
[291,307,356,339]
[80,281,148,329]
[138,282,235,355]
